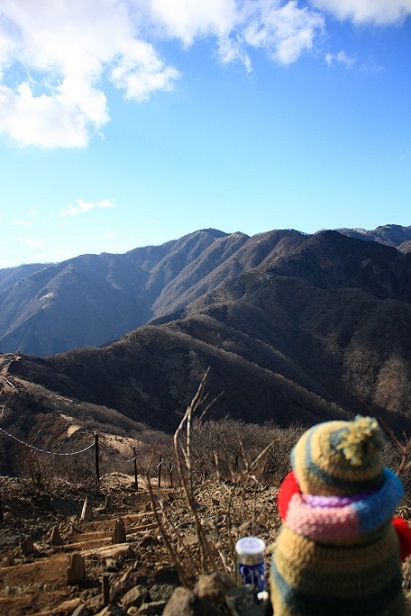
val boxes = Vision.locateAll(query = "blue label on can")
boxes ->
[238,561,265,592]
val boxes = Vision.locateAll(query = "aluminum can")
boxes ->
[235,536,266,592]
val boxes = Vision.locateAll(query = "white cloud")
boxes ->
[110,39,180,101]
[325,50,356,68]
[60,198,116,217]
[217,36,253,72]
[146,0,325,67]
[0,80,108,147]
[145,0,237,46]
[309,0,411,25]
[0,0,180,147]
[239,1,324,65]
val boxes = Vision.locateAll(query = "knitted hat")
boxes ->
[291,415,386,496]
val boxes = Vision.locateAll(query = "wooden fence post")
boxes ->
[133,447,138,491]
[102,573,110,606]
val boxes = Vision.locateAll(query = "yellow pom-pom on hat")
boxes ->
[291,416,386,496]
[335,416,385,466]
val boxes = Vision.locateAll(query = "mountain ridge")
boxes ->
[1,224,411,356]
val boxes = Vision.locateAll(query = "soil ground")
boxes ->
[1,472,411,615]
[0,472,279,615]
[0,474,179,615]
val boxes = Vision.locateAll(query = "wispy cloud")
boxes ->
[60,198,116,217]
[325,50,356,68]
[309,0,411,25]
[238,1,325,65]
[147,0,325,66]
[217,36,253,73]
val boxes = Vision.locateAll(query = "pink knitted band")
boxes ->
[286,493,359,542]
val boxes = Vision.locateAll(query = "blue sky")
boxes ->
[0,0,410,268]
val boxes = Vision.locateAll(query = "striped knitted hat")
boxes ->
[291,416,386,496]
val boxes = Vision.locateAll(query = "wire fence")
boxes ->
[0,425,95,456]
[0,425,175,493]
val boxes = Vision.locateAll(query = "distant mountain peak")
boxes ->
[336,223,411,248]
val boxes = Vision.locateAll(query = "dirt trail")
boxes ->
[0,480,175,616]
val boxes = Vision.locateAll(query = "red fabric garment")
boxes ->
[392,516,411,561]
[277,471,300,520]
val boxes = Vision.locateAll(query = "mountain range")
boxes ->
[1,223,411,357]
[1,223,411,469]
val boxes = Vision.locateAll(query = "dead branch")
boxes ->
[145,473,190,587]
[173,369,223,573]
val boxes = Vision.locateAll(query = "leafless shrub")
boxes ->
[18,448,46,490]
[187,417,304,487]
[18,445,96,490]
[147,370,295,587]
